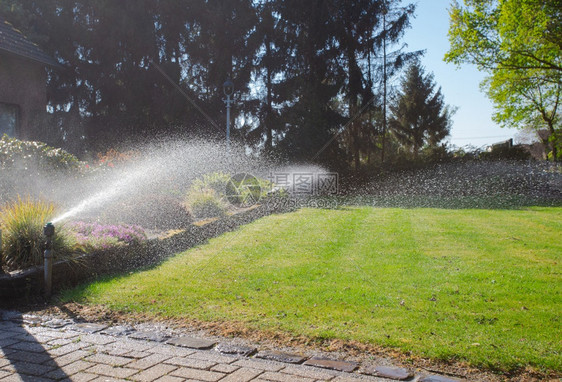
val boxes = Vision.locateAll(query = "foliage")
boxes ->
[0,196,75,271]
[61,207,562,373]
[0,135,82,173]
[1,0,417,170]
[96,149,138,166]
[445,0,562,160]
[69,222,147,251]
[445,0,561,73]
[188,172,231,196]
[186,172,274,217]
[484,70,561,160]
[389,63,454,157]
[185,188,228,220]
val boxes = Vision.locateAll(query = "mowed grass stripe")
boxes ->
[61,207,562,372]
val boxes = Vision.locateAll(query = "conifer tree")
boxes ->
[389,62,453,157]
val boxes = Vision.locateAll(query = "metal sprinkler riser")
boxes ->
[43,222,55,298]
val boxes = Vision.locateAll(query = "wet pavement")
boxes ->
[0,310,463,382]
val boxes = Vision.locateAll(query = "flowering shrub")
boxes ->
[69,222,147,251]
[0,135,83,173]
[96,149,138,166]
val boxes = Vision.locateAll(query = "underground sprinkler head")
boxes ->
[44,222,55,238]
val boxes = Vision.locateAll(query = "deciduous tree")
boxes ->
[445,0,562,160]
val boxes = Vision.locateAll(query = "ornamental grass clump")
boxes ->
[0,197,75,272]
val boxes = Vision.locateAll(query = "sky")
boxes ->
[401,0,520,149]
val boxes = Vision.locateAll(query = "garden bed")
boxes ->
[0,204,276,302]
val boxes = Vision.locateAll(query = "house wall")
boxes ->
[0,51,47,140]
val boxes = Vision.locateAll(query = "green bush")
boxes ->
[0,135,83,173]
[0,197,76,272]
[189,172,231,195]
[185,172,274,218]
[186,188,227,219]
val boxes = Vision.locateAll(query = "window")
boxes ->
[0,103,19,137]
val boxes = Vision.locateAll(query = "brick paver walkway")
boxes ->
[0,311,462,382]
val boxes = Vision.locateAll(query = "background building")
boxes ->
[0,18,59,139]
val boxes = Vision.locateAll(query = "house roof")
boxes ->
[0,18,60,67]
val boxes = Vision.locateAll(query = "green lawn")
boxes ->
[61,206,562,373]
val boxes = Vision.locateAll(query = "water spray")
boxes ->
[0,228,4,274]
[43,222,55,298]
[223,77,234,152]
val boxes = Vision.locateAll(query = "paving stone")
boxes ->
[1,361,57,376]
[336,375,397,382]
[122,350,153,359]
[7,340,50,353]
[188,350,238,364]
[0,310,22,321]
[78,334,117,345]
[255,350,306,364]
[211,363,239,373]
[167,336,216,350]
[60,372,99,382]
[216,343,257,357]
[218,367,263,382]
[73,323,109,334]
[22,315,43,325]
[130,364,178,382]
[0,358,12,368]
[112,338,155,353]
[127,353,171,370]
[85,353,132,367]
[304,357,358,373]
[89,377,131,382]
[101,325,135,337]
[0,370,11,379]
[232,359,285,372]
[44,360,96,379]
[332,376,381,382]
[51,350,92,367]
[0,373,55,382]
[171,367,225,381]
[0,330,20,341]
[260,371,317,382]
[129,331,170,343]
[153,376,185,382]
[85,364,139,379]
[47,338,74,347]
[361,366,413,380]
[0,337,20,348]
[44,330,81,339]
[279,365,337,380]
[0,320,23,329]
[164,356,216,370]
[13,333,55,344]
[42,318,74,329]
[419,375,462,382]
[5,350,53,364]
[25,326,58,335]
[96,344,134,357]
[145,344,194,357]
[48,342,88,356]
